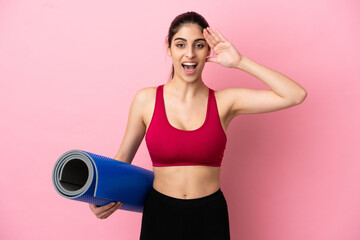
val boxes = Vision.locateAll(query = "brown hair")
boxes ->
[166,11,210,80]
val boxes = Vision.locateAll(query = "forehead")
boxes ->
[173,24,204,41]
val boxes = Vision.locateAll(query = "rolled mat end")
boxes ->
[52,150,154,213]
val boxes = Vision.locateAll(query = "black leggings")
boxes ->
[139,187,231,240]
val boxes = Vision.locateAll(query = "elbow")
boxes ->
[294,90,307,105]
[113,155,131,164]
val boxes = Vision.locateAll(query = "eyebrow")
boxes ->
[174,37,206,42]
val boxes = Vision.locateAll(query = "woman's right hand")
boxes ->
[89,201,123,219]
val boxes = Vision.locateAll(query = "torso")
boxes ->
[142,85,234,199]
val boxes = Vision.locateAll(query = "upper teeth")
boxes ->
[183,63,197,66]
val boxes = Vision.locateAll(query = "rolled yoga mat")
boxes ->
[52,150,154,213]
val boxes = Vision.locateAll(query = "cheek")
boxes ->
[198,49,209,61]
[170,52,183,64]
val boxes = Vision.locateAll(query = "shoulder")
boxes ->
[213,87,238,107]
[127,86,158,122]
[214,87,258,104]
[213,87,253,117]
[213,87,233,99]
[212,87,239,118]
[133,86,158,103]
[131,86,158,124]
[214,87,242,97]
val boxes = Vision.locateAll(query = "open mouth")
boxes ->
[182,63,198,73]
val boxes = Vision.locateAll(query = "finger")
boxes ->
[89,203,97,210]
[205,27,219,46]
[206,27,222,43]
[203,28,217,48]
[97,202,117,214]
[92,202,117,215]
[89,203,105,213]
[96,202,118,219]
[203,29,215,49]
[98,209,114,219]
[100,203,121,219]
[106,201,122,212]
[97,202,122,219]
[215,29,227,42]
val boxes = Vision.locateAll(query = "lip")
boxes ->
[181,61,198,75]
[181,61,198,70]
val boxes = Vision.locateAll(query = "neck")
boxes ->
[166,76,207,100]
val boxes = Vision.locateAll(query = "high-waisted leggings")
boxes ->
[139,187,231,240]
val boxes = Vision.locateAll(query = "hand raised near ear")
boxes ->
[203,27,244,68]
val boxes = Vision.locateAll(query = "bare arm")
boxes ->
[203,28,307,116]
[89,87,150,219]
[113,88,149,163]
[226,56,307,116]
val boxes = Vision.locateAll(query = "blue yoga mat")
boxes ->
[52,150,154,213]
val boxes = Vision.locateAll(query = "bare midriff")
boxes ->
[152,165,221,199]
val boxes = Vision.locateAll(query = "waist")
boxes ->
[152,165,220,199]
[147,186,224,208]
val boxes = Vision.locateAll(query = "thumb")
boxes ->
[206,57,218,63]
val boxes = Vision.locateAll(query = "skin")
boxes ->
[90,23,307,219]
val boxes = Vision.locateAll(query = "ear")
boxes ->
[166,40,172,57]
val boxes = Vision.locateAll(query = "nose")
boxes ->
[186,46,195,58]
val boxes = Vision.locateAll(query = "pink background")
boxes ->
[1,0,359,239]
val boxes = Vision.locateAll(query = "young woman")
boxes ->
[89,11,307,240]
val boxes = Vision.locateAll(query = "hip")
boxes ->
[140,186,230,240]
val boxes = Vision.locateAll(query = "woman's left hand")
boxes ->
[203,27,244,68]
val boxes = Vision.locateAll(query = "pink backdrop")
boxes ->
[1,0,359,239]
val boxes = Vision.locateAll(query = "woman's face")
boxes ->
[167,23,211,81]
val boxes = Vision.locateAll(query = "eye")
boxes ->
[176,43,185,48]
[196,44,205,48]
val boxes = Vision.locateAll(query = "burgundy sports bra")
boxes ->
[145,84,227,167]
